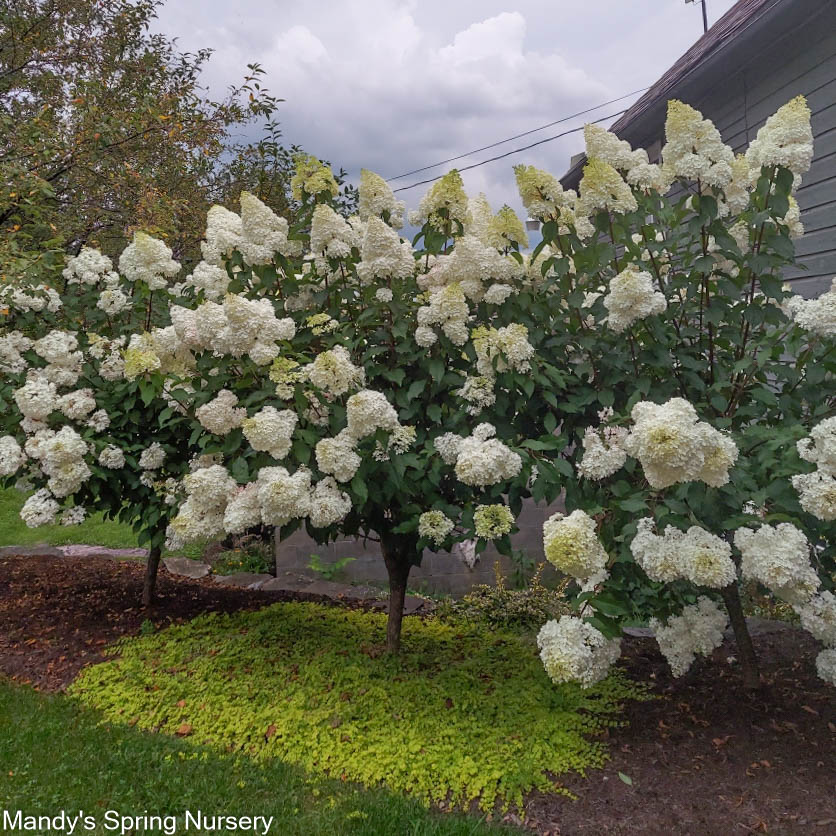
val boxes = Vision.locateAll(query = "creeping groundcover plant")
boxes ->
[70,603,648,811]
[0,96,834,679]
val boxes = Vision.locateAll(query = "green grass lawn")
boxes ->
[0,488,206,558]
[0,488,139,549]
[0,679,510,836]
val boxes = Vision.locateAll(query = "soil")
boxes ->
[523,628,836,835]
[1,554,834,835]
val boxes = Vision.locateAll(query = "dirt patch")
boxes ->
[1,554,834,834]
[0,553,354,691]
[524,630,836,835]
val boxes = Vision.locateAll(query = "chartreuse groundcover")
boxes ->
[70,603,648,811]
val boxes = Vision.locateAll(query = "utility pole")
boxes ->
[686,0,709,34]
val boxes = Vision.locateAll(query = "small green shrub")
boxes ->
[71,602,649,812]
[213,548,273,576]
[438,564,571,631]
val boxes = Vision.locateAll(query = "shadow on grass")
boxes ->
[0,679,512,836]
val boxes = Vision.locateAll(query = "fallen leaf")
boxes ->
[801,705,819,715]
[618,772,633,786]
[175,723,192,736]
[265,724,277,740]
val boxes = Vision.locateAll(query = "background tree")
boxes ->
[0,0,282,278]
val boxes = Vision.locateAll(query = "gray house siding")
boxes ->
[568,0,836,299]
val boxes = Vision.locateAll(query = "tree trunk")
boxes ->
[381,532,414,655]
[721,582,760,690]
[142,545,162,608]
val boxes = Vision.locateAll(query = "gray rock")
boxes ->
[260,574,320,594]
[213,572,272,589]
[163,556,211,579]
[623,626,656,638]
[301,579,357,599]
[0,544,63,558]
[60,545,149,560]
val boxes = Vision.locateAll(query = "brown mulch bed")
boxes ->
[0,553,311,691]
[1,554,834,835]
[524,628,836,835]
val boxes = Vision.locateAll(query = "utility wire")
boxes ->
[385,86,650,182]
[391,109,627,193]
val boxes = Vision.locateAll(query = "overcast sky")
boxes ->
[153,0,738,218]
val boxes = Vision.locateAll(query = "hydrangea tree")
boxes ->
[530,97,836,689]
[1,96,833,676]
[0,162,571,651]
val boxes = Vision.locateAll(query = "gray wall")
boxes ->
[623,0,836,299]
[276,497,564,596]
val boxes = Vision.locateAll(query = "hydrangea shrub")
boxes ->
[1,97,834,674]
[531,97,835,689]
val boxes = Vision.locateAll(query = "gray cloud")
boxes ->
[154,0,737,219]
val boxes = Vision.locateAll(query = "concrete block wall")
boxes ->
[275,497,564,596]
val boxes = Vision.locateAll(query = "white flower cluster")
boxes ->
[792,416,836,521]
[1,283,62,314]
[418,510,455,546]
[29,426,91,498]
[356,217,414,285]
[472,324,534,377]
[118,232,180,290]
[20,488,60,528]
[169,464,238,543]
[14,375,57,421]
[734,523,819,605]
[418,235,518,303]
[623,398,738,489]
[195,390,246,436]
[543,509,608,585]
[744,96,813,183]
[358,169,405,229]
[661,101,734,189]
[0,331,32,374]
[577,410,628,480]
[242,406,297,460]
[0,436,26,477]
[63,247,119,286]
[795,591,836,648]
[416,283,469,346]
[650,597,728,677]
[304,346,365,397]
[513,164,577,225]
[473,503,514,540]
[139,442,166,470]
[410,170,468,231]
[309,204,362,268]
[577,158,638,216]
[96,276,132,316]
[584,124,671,193]
[184,261,230,300]
[98,445,125,469]
[454,374,496,416]
[57,388,96,421]
[452,423,522,488]
[537,616,621,688]
[33,330,84,387]
[201,192,296,267]
[630,518,736,588]
[784,277,836,338]
[603,265,667,333]
[316,430,362,482]
[172,293,296,365]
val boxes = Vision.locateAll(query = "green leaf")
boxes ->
[618,772,633,786]
[429,358,445,383]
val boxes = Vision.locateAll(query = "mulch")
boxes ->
[1,553,834,835]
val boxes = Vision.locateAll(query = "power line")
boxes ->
[385,86,650,182]
[391,109,627,193]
